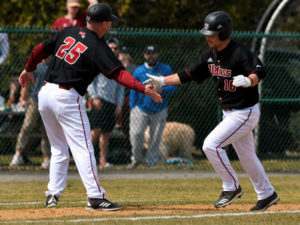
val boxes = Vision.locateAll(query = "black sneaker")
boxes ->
[214,185,243,208]
[250,192,279,211]
[45,195,59,208]
[86,198,122,211]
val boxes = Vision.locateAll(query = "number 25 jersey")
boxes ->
[43,26,124,96]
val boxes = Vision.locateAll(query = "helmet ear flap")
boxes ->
[219,31,229,40]
[218,27,232,40]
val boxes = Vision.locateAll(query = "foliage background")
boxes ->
[1,0,299,32]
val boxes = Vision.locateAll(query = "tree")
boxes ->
[0,0,277,31]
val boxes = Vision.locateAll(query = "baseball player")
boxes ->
[144,11,279,211]
[19,3,162,211]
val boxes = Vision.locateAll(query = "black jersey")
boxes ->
[42,26,124,95]
[178,40,266,109]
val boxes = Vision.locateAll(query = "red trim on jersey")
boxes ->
[107,65,124,77]
[112,69,145,94]
[251,68,264,73]
[25,43,50,72]
[251,68,265,80]
[77,97,102,195]
[215,108,253,190]
[185,68,193,78]
[212,49,217,57]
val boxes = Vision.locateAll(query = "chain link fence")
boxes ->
[0,27,299,171]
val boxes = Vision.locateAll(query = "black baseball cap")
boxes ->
[86,3,118,22]
[120,46,129,54]
[144,45,158,54]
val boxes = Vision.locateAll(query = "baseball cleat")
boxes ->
[86,198,122,211]
[45,194,59,208]
[214,185,243,208]
[250,192,279,211]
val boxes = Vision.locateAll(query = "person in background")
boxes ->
[129,45,177,168]
[87,38,124,169]
[0,27,10,99]
[52,0,98,31]
[116,46,137,154]
[119,46,137,74]
[0,28,9,165]
[10,58,51,168]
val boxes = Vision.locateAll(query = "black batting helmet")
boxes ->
[86,3,118,22]
[200,11,233,40]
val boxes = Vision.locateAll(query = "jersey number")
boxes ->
[224,80,236,92]
[56,37,88,64]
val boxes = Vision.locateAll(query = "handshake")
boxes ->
[143,73,165,93]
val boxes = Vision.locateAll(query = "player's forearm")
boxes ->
[164,74,182,86]
[248,74,259,87]
[112,69,145,94]
[25,43,50,72]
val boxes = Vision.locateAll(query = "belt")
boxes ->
[58,84,72,90]
[222,107,232,111]
[43,81,72,90]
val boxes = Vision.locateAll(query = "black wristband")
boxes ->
[178,69,193,83]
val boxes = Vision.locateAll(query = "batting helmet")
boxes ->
[86,3,118,22]
[200,11,233,40]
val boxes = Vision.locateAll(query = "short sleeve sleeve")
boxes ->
[94,42,124,78]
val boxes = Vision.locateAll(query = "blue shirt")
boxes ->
[31,62,48,103]
[130,62,177,114]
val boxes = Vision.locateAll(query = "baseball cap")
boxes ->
[106,38,120,47]
[67,0,80,7]
[119,46,129,54]
[144,45,158,54]
[86,3,118,22]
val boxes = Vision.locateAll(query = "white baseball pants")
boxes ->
[38,82,106,199]
[202,104,274,200]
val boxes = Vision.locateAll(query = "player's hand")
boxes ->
[19,97,28,108]
[144,85,162,103]
[232,75,252,88]
[115,105,122,118]
[19,70,35,88]
[92,98,102,111]
[143,73,164,93]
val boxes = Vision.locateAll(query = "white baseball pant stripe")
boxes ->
[202,104,274,200]
[38,82,106,199]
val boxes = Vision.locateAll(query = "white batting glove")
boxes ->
[143,73,165,93]
[232,75,252,88]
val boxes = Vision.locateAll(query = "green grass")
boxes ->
[1,177,300,207]
[1,154,300,172]
[0,176,300,224]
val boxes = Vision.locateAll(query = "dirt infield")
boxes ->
[1,204,299,221]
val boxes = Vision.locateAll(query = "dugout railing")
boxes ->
[0,27,299,171]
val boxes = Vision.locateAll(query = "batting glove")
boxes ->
[143,73,165,93]
[232,75,252,88]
